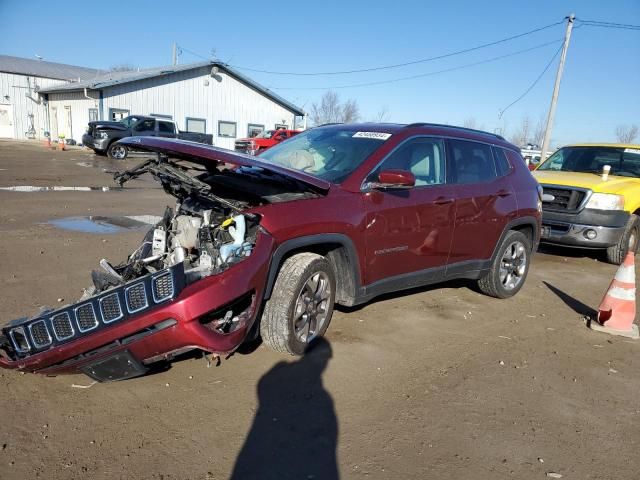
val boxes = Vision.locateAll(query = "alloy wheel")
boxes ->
[499,241,527,291]
[293,272,331,343]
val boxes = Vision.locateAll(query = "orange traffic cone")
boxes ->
[589,252,639,339]
[58,137,65,151]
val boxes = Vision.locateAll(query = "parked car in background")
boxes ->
[533,143,640,264]
[81,115,213,159]
[1,123,540,381]
[234,128,299,155]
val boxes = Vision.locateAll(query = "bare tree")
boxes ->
[532,114,546,148]
[509,116,532,147]
[373,106,390,122]
[463,117,478,129]
[309,91,360,125]
[616,124,639,144]
[109,63,137,72]
[342,99,360,124]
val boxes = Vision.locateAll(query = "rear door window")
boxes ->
[158,121,176,134]
[449,140,497,184]
[492,147,513,176]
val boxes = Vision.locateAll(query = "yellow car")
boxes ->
[533,143,640,264]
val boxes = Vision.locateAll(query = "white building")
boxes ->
[0,55,305,150]
[0,55,102,140]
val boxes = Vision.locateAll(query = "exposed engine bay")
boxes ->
[88,204,258,296]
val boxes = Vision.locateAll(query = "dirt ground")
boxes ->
[0,139,638,480]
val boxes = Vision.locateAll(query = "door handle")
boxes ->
[434,196,454,205]
[493,190,511,198]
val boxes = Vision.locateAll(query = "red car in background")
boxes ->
[235,128,299,154]
[0,123,541,381]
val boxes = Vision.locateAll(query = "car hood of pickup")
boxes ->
[533,170,640,195]
[89,120,129,131]
[118,136,332,191]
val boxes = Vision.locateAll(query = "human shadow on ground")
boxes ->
[543,281,598,317]
[230,337,339,480]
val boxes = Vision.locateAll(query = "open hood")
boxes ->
[89,120,129,131]
[118,137,331,191]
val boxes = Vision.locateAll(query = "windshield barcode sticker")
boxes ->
[624,148,640,155]
[352,132,392,140]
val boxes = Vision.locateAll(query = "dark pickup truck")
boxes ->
[82,115,213,159]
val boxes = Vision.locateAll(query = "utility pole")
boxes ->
[172,42,177,66]
[540,13,575,159]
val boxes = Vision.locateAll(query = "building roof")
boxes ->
[0,54,104,81]
[39,60,305,116]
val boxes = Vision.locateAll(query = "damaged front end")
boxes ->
[0,139,326,381]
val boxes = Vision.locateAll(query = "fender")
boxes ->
[263,233,362,303]
[490,216,540,263]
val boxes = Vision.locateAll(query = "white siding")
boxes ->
[102,67,296,150]
[48,92,95,143]
[0,72,62,140]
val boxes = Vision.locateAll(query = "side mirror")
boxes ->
[367,169,415,190]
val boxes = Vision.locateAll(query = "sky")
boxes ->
[0,0,638,146]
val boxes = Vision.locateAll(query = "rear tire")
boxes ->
[478,230,531,299]
[260,253,336,355]
[107,142,128,160]
[606,214,639,265]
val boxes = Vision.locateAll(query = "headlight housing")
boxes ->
[96,131,108,139]
[585,193,625,210]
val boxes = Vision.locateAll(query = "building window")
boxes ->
[247,124,264,138]
[186,117,206,134]
[109,108,129,121]
[151,113,172,119]
[275,123,288,130]
[88,108,98,122]
[218,121,237,138]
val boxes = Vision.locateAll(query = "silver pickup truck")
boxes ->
[82,115,213,159]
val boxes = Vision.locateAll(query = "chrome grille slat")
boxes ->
[76,303,99,332]
[28,320,52,348]
[541,186,587,212]
[51,312,75,341]
[99,293,123,323]
[152,271,174,303]
[125,283,148,314]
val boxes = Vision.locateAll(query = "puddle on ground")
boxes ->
[0,185,119,192]
[47,215,162,234]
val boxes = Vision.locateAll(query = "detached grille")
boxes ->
[100,293,123,323]
[76,303,99,332]
[125,283,148,313]
[152,271,174,302]
[51,312,74,340]
[542,187,587,212]
[4,264,183,359]
[28,320,52,348]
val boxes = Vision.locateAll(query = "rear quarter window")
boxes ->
[493,147,513,176]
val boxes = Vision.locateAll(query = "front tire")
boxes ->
[478,230,532,299]
[606,214,639,265]
[107,142,128,160]
[260,252,336,355]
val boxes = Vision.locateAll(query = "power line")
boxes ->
[268,39,563,91]
[576,19,640,30]
[498,43,564,118]
[230,20,565,76]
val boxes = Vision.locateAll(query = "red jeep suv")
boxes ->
[0,123,541,381]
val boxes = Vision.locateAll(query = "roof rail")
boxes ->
[405,122,505,141]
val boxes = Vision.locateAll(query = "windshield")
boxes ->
[118,116,142,128]
[538,146,640,178]
[256,130,276,139]
[258,127,390,183]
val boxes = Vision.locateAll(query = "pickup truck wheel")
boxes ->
[108,143,128,160]
[606,215,639,265]
[477,230,531,299]
[260,252,336,355]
